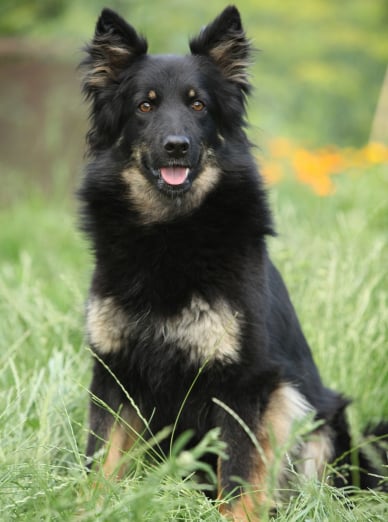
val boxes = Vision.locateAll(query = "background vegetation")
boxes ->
[0,1,387,520]
[1,0,388,147]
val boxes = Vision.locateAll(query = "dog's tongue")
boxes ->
[160,167,188,186]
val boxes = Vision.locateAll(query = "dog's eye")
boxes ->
[138,101,153,113]
[191,100,205,112]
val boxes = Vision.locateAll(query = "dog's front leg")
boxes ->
[86,360,143,478]
[216,405,271,522]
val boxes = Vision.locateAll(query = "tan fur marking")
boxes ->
[209,37,251,86]
[218,385,315,521]
[148,89,157,100]
[297,427,333,478]
[106,45,131,58]
[188,88,196,98]
[217,457,266,522]
[122,158,221,225]
[84,62,116,88]
[83,43,131,88]
[103,407,144,478]
[261,385,313,446]
[87,294,240,363]
[87,296,141,354]
[156,295,241,363]
[229,495,263,522]
[102,423,130,478]
[256,385,313,485]
[262,386,333,480]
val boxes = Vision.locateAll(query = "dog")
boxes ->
[78,6,386,520]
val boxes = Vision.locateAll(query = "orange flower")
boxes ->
[317,149,345,174]
[259,138,387,197]
[361,142,388,164]
[291,148,335,196]
[308,173,335,196]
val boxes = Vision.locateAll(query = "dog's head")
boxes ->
[81,6,252,222]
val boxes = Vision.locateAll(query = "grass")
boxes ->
[0,164,387,521]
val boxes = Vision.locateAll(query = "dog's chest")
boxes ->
[87,293,241,365]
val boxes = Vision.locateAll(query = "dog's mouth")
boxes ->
[159,166,189,187]
[147,164,194,194]
[139,153,202,195]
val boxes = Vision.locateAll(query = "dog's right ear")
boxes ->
[189,6,251,93]
[81,8,147,97]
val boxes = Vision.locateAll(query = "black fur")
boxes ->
[79,5,387,513]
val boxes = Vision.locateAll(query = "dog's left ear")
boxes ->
[189,5,251,92]
[80,9,148,152]
[81,8,147,96]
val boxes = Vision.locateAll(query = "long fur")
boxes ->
[78,6,387,519]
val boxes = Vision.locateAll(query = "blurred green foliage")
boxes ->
[0,0,387,146]
[0,0,68,34]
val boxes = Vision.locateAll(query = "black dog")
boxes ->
[79,6,385,520]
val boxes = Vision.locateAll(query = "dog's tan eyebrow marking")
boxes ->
[188,88,196,98]
[148,90,157,100]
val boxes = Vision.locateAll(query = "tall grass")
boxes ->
[0,164,387,520]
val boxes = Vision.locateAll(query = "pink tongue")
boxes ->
[160,167,188,186]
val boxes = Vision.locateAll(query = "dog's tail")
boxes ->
[355,422,388,490]
[331,413,388,491]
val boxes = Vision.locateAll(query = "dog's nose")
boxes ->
[163,135,190,157]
